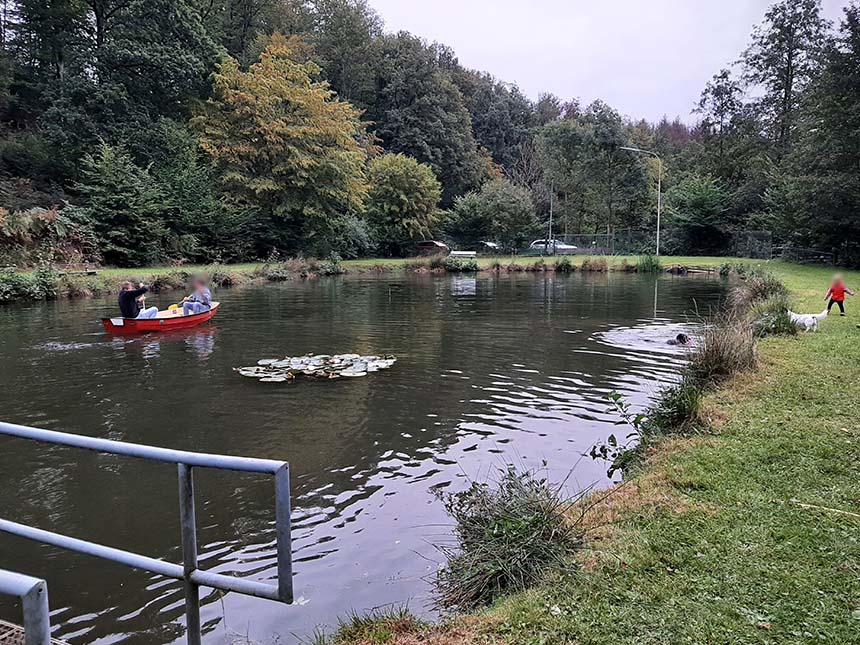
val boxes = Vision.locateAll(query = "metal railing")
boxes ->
[0,569,51,645]
[0,421,293,644]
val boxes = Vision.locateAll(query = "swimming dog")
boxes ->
[788,309,829,332]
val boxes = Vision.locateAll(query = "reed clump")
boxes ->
[434,466,585,611]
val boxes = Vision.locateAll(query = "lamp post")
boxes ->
[620,146,663,257]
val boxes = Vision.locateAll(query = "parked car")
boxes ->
[529,239,578,252]
[475,241,500,252]
[415,240,450,255]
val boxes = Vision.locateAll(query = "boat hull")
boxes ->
[102,303,220,334]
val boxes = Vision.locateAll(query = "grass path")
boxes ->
[331,263,860,645]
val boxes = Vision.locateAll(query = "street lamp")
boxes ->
[619,146,663,257]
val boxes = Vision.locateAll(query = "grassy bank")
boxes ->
[328,262,860,645]
[0,255,728,305]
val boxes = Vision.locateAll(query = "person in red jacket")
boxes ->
[824,273,855,316]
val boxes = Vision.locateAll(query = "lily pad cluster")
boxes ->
[235,354,397,382]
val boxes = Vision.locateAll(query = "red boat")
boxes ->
[102,303,220,334]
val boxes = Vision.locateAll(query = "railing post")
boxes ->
[274,464,293,603]
[178,464,202,645]
[21,577,50,645]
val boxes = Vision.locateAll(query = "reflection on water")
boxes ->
[0,273,725,644]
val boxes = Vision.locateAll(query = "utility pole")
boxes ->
[619,146,663,257]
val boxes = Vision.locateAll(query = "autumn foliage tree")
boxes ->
[193,33,369,250]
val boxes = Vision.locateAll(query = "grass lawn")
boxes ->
[330,262,860,645]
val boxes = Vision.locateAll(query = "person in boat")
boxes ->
[667,333,691,346]
[119,282,158,319]
[181,277,212,316]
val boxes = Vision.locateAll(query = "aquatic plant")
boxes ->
[236,354,397,382]
[581,257,608,272]
[636,255,662,273]
[553,257,574,273]
[323,605,424,645]
[433,466,584,611]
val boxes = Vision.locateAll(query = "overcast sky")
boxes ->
[367,0,851,123]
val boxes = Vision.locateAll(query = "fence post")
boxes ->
[178,464,202,645]
[21,578,50,645]
[274,464,293,603]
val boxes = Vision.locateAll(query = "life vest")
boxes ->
[831,282,847,301]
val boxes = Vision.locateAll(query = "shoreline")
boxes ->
[319,261,860,645]
[0,255,726,306]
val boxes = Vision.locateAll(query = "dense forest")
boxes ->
[0,0,858,267]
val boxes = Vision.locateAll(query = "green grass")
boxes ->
[328,262,860,645]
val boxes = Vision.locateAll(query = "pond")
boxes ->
[0,272,725,644]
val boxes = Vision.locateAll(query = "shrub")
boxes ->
[0,272,30,302]
[581,257,608,272]
[688,315,757,387]
[554,257,574,273]
[428,254,448,271]
[434,466,584,611]
[207,265,240,287]
[647,377,703,434]
[748,295,798,338]
[636,255,662,273]
[403,259,430,273]
[729,268,788,312]
[444,257,478,273]
[149,272,188,292]
[527,259,547,272]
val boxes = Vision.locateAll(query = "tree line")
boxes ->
[0,0,858,267]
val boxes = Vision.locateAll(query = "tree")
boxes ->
[771,3,860,264]
[193,34,369,251]
[695,69,743,166]
[666,175,732,254]
[72,142,166,267]
[364,153,442,255]
[366,32,482,204]
[310,0,382,109]
[448,179,537,251]
[742,0,829,154]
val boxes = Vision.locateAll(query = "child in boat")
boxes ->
[182,277,212,316]
[118,282,158,319]
[824,273,854,316]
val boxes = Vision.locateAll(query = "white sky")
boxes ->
[368,0,852,123]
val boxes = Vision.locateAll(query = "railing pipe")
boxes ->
[0,422,285,474]
[0,569,51,645]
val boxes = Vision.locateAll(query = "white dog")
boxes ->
[788,309,829,332]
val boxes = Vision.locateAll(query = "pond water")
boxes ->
[0,272,725,644]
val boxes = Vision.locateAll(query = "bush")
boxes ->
[728,267,788,313]
[208,265,240,287]
[554,257,574,273]
[0,272,30,302]
[581,257,608,272]
[434,466,583,611]
[636,255,662,273]
[443,257,479,273]
[688,315,757,387]
[428,254,448,270]
[648,377,703,434]
[148,272,188,292]
[749,295,798,338]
